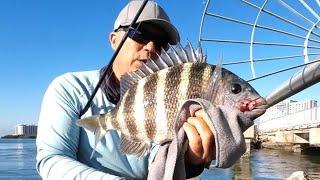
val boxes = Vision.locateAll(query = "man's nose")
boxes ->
[143,41,157,54]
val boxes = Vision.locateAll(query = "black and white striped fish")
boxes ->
[77,43,267,158]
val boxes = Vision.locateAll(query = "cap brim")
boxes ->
[117,18,180,45]
[138,19,180,45]
[143,19,180,45]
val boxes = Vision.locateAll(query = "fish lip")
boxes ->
[252,98,268,110]
[242,97,268,119]
[239,97,268,113]
[246,104,268,114]
[243,106,267,120]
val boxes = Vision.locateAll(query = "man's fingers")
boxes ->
[183,122,203,164]
[195,109,216,135]
[194,109,205,117]
[194,109,216,164]
[187,116,215,164]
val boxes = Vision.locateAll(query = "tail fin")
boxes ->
[76,115,108,159]
[76,115,101,132]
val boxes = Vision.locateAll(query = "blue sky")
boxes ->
[0,0,319,136]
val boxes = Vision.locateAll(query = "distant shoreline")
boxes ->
[1,134,36,139]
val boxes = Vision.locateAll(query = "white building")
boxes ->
[15,124,37,136]
[289,100,318,114]
[256,99,318,124]
[16,124,25,135]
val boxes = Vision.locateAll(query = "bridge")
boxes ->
[255,106,320,149]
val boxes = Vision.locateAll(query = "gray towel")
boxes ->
[148,98,253,180]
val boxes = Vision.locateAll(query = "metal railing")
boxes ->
[257,106,320,132]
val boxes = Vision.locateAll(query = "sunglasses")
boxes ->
[117,26,169,51]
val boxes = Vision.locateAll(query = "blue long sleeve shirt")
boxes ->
[36,70,158,179]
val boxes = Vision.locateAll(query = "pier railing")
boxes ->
[256,106,320,132]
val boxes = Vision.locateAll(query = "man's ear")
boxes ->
[109,32,118,50]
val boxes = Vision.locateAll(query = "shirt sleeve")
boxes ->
[36,75,125,180]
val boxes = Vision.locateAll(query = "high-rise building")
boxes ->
[15,124,37,136]
[288,100,318,114]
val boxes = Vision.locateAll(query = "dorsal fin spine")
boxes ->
[195,41,206,63]
[148,58,160,71]
[136,69,146,76]
[141,63,154,74]
[176,42,188,63]
[160,48,174,66]
[168,45,183,64]
[186,40,197,62]
[155,53,169,69]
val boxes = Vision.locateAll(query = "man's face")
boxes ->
[110,23,170,79]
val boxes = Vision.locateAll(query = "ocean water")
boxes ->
[0,139,40,180]
[202,149,320,179]
[0,139,319,179]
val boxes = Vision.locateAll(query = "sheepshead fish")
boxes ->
[77,43,267,158]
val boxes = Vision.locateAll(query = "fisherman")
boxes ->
[36,0,215,179]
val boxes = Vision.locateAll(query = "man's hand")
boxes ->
[183,109,216,167]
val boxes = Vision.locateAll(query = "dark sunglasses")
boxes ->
[116,26,169,51]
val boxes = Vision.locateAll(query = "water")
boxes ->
[0,139,40,180]
[201,149,320,179]
[0,139,319,179]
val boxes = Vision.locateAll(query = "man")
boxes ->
[36,1,215,179]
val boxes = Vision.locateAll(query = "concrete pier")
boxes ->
[255,105,320,152]
[259,128,320,145]
[257,127,320,152]
[242,125,256,156]
[310,128,320,146]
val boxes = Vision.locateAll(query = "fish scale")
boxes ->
[133,76,147,141]
[164,62,183,135]
[143,73,158,141]
[123,84,138,140]
[77,43,267,158]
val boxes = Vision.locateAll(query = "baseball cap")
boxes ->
[114,0,180,44]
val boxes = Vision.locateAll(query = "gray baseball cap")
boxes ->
[114,0,180,44]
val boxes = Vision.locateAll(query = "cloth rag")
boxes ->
[147,98,254,180]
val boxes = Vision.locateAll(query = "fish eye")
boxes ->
[231,83,242,94]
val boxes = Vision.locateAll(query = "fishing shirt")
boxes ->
[36,69,159,179]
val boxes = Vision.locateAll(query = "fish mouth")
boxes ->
[239,97,268,120]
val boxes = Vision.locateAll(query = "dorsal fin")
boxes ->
[154,53,169,69]
[159,47,174,66]
[185,40,198,62]
[120,73,140,95]
[196,41,206,63]
[167,45,183,65]
[120,43,205,95]
[175,42,189,63]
